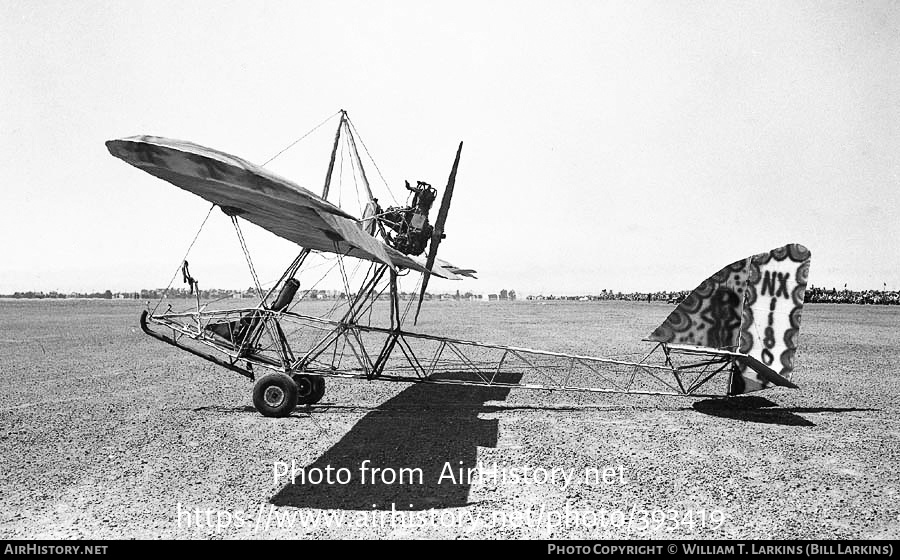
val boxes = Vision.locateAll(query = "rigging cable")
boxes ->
[230,215,264,299]
[261,110,342,167]
[152,203,216,316]
[400,273,423,324]
[346,117,399,206]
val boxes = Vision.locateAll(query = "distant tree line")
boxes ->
[527,289,689,303]
[0,290,115,299]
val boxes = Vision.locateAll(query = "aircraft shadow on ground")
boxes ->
[693,395,876,427]
[269,372,522,511]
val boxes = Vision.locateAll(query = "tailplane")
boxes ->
[648,244,812,395]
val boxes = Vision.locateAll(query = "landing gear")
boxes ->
[293,374,326,405]
[252,373,298,418]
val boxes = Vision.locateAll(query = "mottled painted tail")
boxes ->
[648,244,812,395]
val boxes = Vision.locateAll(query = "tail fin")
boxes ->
[648,244,812,395]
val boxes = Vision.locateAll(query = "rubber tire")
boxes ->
[312,376,326,403]
[313,376,325,404]
[294,374,326,405]
[252,373,299,418]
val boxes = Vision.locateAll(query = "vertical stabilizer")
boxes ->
[734,244,811,394]
[648,244,811,394]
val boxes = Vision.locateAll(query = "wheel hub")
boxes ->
[295,376,313,397]
[263,386,285,408]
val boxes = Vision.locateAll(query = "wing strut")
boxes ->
[322,110,347,199]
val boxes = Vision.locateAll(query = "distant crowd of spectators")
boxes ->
[804,287,900,305]
[526,287,900,306]
[604,287,900,306]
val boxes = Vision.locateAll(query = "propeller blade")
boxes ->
[414,141,463,325]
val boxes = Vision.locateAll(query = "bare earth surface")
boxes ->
[1,299,898,539]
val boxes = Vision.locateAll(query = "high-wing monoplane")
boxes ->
[107,111,812,417]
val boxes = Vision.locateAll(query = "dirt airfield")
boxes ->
[0,299,898,539]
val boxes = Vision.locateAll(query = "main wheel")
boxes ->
[293,374,326,405]
[252,373,298,418]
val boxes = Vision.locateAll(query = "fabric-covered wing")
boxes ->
[106,135,396,267]
[107,135,471,280]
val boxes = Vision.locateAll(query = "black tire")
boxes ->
[252,373,298,418]
[293,374,326,405]
[312,376,326,403]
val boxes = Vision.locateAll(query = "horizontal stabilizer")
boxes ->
[733,354,799,390]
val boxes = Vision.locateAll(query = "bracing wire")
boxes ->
[231,216,264,299]
[152,203,216,315]
[400,273,424,324]
[261,110,342,167]
[346,116,399,206]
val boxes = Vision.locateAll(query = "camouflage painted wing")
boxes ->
[106,135,463,279]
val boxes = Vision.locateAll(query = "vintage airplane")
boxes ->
[106,110,812,417]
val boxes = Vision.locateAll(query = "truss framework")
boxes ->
[142,262,736,400]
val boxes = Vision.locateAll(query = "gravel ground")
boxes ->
[0,299,898,539]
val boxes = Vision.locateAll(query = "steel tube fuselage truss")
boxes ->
[141,257,735,399]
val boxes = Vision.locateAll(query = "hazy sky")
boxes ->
[2,1,898,296]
